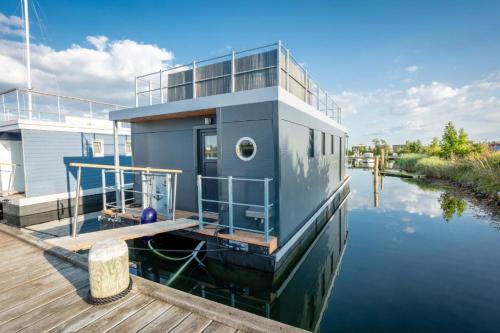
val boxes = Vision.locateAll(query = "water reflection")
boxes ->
[129,204,349,332]
[438,193,466,222]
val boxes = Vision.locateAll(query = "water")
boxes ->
[129,168,500,332]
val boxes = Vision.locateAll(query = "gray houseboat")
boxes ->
[109,42,350,273]
[0,88,131,226]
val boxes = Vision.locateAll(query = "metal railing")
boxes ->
[196,175,274,242]
[69,163,182,238]
[0,87,128,124]
[135,41,342,124]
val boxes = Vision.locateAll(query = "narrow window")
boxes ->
[331,135,334,154]
[92,140,104,157]
[339,137,343,180]
[308,129,315,158]
[125,141,132,156]
[321,132,326,156]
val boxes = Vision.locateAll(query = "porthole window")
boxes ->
[236,137,257,161]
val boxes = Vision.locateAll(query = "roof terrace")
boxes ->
[0,87,128,125]
[135,41,342,123]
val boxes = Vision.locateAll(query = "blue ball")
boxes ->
[140,207,157,224]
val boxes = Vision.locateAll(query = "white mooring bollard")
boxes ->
[88,238,131,304]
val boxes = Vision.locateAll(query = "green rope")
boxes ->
[147,240,193,261]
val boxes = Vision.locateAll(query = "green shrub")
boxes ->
[395,153,426,172]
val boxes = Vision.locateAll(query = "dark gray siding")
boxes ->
[131,117,207,211]
[217,101,277,231]
[21,130,131,197]
[277,101,347,245]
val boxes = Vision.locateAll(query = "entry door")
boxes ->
[199,129,218,212]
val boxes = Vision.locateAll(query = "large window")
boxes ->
[339,137,343,180]
[204,135,218,160]
[308,129,315,158]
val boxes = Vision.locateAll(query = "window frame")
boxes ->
[235,137,257,162]
[92,139,104,157]
[321,132,326,156]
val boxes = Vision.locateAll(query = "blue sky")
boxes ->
[1,0,499,145]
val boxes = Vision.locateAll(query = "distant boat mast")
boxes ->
[22,0,32,114]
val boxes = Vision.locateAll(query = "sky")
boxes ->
[0,0,499,145]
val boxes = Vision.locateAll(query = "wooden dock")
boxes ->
[0,223,307,333]
[46,218,198,251]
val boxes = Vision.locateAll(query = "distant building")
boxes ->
[351,144,367,156]
[489,142,500,151]
[392,144,404,153]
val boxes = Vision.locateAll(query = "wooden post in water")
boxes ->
[88,238,130,303]
[380,148,385,170]
[374,156,379,208]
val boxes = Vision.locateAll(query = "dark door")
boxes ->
[199,129,218,212]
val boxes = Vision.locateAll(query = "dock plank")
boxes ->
[79,294,154,332]
[169,313,212,333]
[203,321,238,333]
[46,219,198,251]
[48,293,139,333]
[138,305,190,333]
[0,278,88,326]
[108,300,171,332]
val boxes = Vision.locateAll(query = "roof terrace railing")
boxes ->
[135,41,342,124]
[0,87,128,124]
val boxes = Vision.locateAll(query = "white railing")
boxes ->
[0,88,128,123]
[69,163,182,238]
[196,175,274,242]
[135,41,342,124]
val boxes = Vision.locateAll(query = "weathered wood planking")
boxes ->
[0,225,309,333]
[45,218,198,251]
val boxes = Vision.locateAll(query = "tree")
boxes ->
[372,138,390,155]
[401,140,423,153]
[440,122,459,159]
[455,128,471,157]
[426,137,441,156]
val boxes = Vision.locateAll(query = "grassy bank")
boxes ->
[395,152,500,199]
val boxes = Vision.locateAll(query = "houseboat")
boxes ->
[107,41,350,274]
[0,88,131,226]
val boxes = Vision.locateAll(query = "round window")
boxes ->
[236,137,257,161]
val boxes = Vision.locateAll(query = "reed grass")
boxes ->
[396,151,500,196]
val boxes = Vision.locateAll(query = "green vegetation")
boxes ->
[395,122,500,199]
[372,138,390,155]
[438,193,466,222]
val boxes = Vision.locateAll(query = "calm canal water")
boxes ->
[129,168,500,332]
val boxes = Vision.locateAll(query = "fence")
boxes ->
[0,88,128,124]
[135,41,342,124]
[197,175,274,242]
[69,163,182,238]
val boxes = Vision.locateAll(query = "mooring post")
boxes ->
[380,148,385,170]
[374,156,379,208]
[88,239,131,303]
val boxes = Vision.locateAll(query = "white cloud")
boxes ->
[0,13,24,37]
[335,73,500,144]
[0,13,175,106]
[405,65,419,73]
[403,226,416,234]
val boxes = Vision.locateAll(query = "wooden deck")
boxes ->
[45,218,198,251]
[0,223,307,333]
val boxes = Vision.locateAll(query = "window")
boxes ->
[331,135,334,154]
[204,135,218,160]
[339,137,343,180]
[308,129,315,158]
[236,137,257,161]
[125,141,132,156]
[321,132,325,156]
[92,140,104,157]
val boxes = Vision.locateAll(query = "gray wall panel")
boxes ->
[277,101,347,245]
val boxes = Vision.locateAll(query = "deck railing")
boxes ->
[197,175,274,242]
[135,41,342,124]
[0,88,128,124]
[69,163,182,238]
